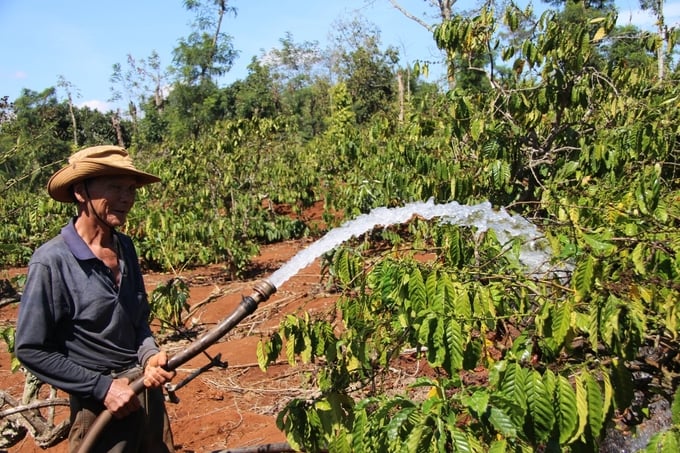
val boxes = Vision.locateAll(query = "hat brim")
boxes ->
[47,162,161,202]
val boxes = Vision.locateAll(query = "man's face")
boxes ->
[83,176,137,227]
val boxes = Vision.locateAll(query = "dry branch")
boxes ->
[0,389,69,447]
[215,441,313,452]
[0,397,69,418]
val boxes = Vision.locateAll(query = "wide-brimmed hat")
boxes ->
[47,145,161,202]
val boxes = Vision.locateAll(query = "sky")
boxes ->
[1,0,678,113]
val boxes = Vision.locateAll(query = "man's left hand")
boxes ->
[143,351,176,388]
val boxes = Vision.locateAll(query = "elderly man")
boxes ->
[15,145,175,452]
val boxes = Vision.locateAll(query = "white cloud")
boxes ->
[617,1,680,29]
[79,99,111,113]
[13,70,28,80]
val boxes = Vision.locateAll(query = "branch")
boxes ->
[0,389,70,447]
[0,296,19,308]
[215,442,320,453]
[0,397,69,418]
[388,0,435,32]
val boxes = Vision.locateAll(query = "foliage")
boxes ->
[148,277,191,332]
[0,326,20,372]
[328,16,400,123]
[0,276,23,372]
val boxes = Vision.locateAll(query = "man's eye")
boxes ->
[108,184,136,194]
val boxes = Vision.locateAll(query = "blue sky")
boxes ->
[1,0,676,112]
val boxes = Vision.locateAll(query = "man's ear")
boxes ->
[72,182,87,203]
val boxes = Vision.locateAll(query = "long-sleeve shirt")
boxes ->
[15,218,159,402]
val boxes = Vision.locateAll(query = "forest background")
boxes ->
[3,0,680,451]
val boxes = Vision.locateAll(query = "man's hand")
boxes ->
[104,378,140,419]
[143,351,176,388]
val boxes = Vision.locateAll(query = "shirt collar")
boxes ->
[61,217,97,261]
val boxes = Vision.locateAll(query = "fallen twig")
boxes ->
[0,389,69,448]
[214,441,323,452]
[0,397,69,418]
[0,296,19,309]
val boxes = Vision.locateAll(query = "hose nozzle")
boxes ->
[248,279,277,304]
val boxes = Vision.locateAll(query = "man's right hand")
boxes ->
[103,378,141,418]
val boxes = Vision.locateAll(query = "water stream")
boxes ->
[267,199,553,289]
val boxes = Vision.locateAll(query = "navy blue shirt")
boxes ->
[15,219,159,402]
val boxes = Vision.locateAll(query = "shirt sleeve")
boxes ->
[15,261,113,402]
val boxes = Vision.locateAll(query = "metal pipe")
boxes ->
[76,280,277,453]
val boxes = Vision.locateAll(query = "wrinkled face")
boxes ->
[79,176,138,227]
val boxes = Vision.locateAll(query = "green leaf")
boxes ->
[601,366,613,422]
[611,357,635,410]
[425,270,440,308]
[256,339,267,371]
[557,375,578,444]
[570,374,589,443]
[584,370,604,438]
[592,26,606,42]
[489,439,508,453]
[285,331,297,366]
[432,317,446,367]
[581,232,616,257]
[471,118,484,140]
[406,418,433,452]
[525,370,555,441]
[489,406,518,438]
[451,281,472,318]
[301,330,313,364]
[462,390,489,417]
[315,399,332,411]
[418,315,433,346]
[632,242,648,275]
[450,427,474,453]
[386,405,416,441]
[500,362,528,413]
[573,255,596,302]
[644,429,680,452]
[445,318,464,372]
[505,8,519,32]
[587,299,602,351]
[551,300,572,348]
[409,267,427,312]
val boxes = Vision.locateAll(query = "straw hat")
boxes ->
[47,145,161,202]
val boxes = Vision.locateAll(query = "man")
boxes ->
[15,145,176,452]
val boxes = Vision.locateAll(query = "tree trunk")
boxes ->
[657,0,665,80]
[67,94,78,147]
[112,111,125,147]
[397,71,404,123]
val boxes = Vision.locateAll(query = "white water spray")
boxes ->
[267,199,553,288]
